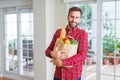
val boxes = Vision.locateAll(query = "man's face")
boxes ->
[67,11,81,28]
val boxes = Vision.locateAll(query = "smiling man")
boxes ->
[45,7,88,80]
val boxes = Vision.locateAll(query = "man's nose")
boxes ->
[72,18,76,22]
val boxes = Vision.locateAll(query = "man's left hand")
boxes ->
[50,59,62,67]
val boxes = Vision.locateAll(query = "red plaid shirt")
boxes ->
[45,26,88,80]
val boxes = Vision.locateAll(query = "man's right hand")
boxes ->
[50,50,68,60]
[50,44,61,58]
[50,44,68,60]
[50,50,60,59]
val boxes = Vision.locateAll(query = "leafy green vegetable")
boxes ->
[70,40,78,45]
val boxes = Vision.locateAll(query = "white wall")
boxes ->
[33,0,67,80]
[33,0,56,79]
[33,0,47,80]
[0,8,3,77]
[46,0,56,80]
[55,0,67,29]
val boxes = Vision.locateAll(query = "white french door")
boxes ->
[3,6,34,77]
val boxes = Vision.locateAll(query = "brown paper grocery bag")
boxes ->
[54,38,78,58]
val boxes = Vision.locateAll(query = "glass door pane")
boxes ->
[4,14,18,72]
[19,12,34,76]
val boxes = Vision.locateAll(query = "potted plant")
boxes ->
[103,57,110,65]
[103,33,115,56]
[103,33,120,65]
[103,32,115,64]
[8,40,14,55]
[116,40,120,53]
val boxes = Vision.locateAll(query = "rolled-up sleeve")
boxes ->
[45,29,60,58]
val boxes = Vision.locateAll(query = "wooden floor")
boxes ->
[0,77,13,80]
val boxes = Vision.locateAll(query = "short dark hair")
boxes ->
[68,7,82,16]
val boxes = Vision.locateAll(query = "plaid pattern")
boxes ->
[46,26,88,80]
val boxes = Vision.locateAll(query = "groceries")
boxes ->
[54,27,78,58]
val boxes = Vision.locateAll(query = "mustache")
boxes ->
[70,21,77,24]
[69,22,78,28]
[69,21,80,25]
[69,21,79,25]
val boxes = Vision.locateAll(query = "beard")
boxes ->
[68,21,79,28]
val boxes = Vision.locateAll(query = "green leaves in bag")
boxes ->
[70,40,78,45]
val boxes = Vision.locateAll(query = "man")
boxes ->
[45,7,88,80]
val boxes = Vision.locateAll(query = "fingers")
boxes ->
[51,47,68,59]
[54,59,62,67]
[59,53,68,60]
[50,58,57,65]
[50,58,62,67]
[50,50,60,58]
[50,44,61,58]
[59,50,68,59]
[61,49,68,55]
[49,58,54,62]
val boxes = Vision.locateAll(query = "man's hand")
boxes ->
[50,59,62,67]
[50,50,60,58]
[50,44,68,67]
[50,44,60,58]
[50,44,68,60]
[60,49,68,60]
[50,50,68,60]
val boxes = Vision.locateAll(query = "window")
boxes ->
[3,7,34,77]
[102,1,120,80]
[78,3,97,80]
[68,0,120,80]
